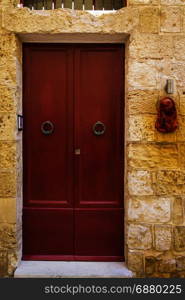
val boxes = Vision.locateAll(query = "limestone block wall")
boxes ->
[0,0,185,277]
[0,0,22,277]
[126,0,185,277]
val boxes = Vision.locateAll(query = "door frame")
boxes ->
[18,34,127,265]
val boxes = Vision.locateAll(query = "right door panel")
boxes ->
[74,45,124,260]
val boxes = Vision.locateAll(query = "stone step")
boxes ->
[14,261,134,278]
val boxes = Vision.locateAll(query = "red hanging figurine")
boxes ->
[155,97,178,133]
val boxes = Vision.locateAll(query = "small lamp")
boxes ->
[165,79,174,94]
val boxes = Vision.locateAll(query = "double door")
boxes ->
[23,43,124,261]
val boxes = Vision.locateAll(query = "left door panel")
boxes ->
[23,44,74,258]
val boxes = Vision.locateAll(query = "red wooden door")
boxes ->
[23,43,124,261]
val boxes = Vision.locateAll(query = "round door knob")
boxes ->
[41,121,54,135]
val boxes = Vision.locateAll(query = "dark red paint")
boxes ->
[155,97,178,133]
[23,43,124,261]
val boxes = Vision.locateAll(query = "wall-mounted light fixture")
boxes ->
[165,79,174,94]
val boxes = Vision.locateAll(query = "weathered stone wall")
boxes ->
[126,0,185,278]
[0,0,22,277]
[0,0,185,277]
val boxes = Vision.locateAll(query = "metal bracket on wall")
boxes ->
[17,115,23,131]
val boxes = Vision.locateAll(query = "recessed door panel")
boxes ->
[75,46,124,207]
[75,209,124,258]
[23,208,74,257]
[23,45,74,206]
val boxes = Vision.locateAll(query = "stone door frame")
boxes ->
[15,32,129,271]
